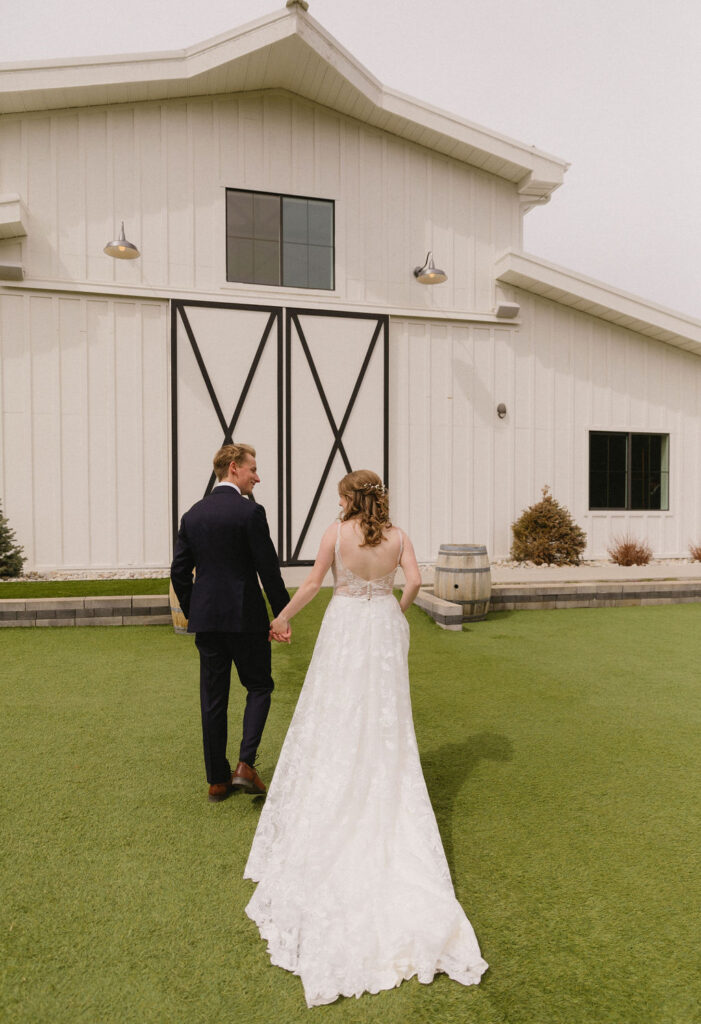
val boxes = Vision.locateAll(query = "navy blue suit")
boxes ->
[170,485,289,783]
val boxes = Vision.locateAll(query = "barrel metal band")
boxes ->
[435,566,491,574]
[438,545,487,552]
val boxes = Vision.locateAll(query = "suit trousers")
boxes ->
[194,631,274,784]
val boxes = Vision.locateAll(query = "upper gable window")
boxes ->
[226,189,334,290]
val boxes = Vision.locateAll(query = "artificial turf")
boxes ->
[1,600,699,1024]
[0,579,170,599]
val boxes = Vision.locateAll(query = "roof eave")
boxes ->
[495,251,701,355]
[0,6,567,195]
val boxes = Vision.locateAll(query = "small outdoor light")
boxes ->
[104,222,140,260]
[495,301,520,318]
[413,251,447,285]
[497,403,507,419]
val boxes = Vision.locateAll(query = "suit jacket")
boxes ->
[170,486,289,633]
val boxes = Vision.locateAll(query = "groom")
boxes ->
[170,443,290,803]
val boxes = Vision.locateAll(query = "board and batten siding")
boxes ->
[0,291,169,570]
[390,299,701,562]
[0,91,520,314]
[390,317,519,563]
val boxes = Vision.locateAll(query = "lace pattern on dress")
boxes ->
[332,523,403,599]
[243,521,488,1007]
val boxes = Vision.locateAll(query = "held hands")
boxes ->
[269,615,292,644]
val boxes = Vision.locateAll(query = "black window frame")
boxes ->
[225,187,335,291]
[589,430,670,511]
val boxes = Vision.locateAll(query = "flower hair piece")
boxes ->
[362,482,387,495]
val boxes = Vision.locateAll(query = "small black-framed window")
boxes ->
[589,431,669,510]
[226,189,334,290]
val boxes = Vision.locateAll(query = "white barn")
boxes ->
[1,3,700,578]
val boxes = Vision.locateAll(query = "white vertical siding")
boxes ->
[1,89,700,572]
[390,305,701,563]
[0,292,169,570]
[0,91,521,313]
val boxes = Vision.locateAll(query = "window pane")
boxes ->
[308,244,334,290]
[589,471,610,509]
[308,200,333,245]
[659,436,669,509]
[659,470,669,510]
[282,241,308,287]
[631,433,665,510]
[282,197,308,244]
[253,240,280,286]
[227,237,255,283]
[253,193,280,242]
[589,432,627,508]
[226,191,254,238]
[607,472,627,509]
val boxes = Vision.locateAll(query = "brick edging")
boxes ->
[415,579,701,627]
[0,594,173,628]
[491,580,701,611]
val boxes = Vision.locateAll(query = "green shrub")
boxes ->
[510,486,587,565]
[0,501,26,578]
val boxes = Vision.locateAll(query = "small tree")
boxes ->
[510,486,587,566]
[0,501,26,578]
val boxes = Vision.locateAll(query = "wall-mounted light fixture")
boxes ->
[497,403,507,419]
[495,302,520,318]
[413,251,447,285]
[104,222,140,260]
[0,263,24,281]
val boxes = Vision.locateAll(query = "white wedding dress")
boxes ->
[244,525,488,1007]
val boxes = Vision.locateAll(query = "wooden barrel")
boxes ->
[169,581,189,634]
[434,544,491,621]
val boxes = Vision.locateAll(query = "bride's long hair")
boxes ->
[338,469,391,547]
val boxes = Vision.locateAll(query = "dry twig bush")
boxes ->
[689,543,701,562]
[607,534,653,566]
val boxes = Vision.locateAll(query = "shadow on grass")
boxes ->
[423,732,514,874]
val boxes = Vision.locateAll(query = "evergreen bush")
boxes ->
[510,486,587,565]
[0,501,26,578]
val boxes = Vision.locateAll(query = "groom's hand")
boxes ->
[269,623,292,644]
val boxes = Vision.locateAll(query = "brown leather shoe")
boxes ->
[231,761,266,795]
[208,780,233,803]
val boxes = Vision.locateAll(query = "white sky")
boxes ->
[3,0,701,319]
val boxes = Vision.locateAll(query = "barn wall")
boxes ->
[390,299,701,561]
[0,291,170,570]
[2,288,700,571]
[0,91,520,315]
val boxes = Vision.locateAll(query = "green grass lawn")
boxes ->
[0,579,170,599]
[1,600,699,1024]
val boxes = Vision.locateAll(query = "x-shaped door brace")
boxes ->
[174,302,281,498]
[287,311,386,562]
[172,301,388,565]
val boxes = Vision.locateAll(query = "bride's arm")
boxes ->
[398,532,422,613]
[270,521,337,636]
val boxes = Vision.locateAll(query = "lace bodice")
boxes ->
[332,522,403,599]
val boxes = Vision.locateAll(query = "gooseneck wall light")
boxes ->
[104,222,140,260]
[413,251,447,285]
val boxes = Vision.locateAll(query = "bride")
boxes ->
[244,470,488,1007]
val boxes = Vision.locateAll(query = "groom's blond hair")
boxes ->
[213,443,256,480]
